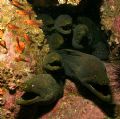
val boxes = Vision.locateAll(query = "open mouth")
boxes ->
[79,36,89,46]
[49,60,61,67]
[61,24,72,31]
[21,92,38,100]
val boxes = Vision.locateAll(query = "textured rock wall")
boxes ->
[0,0,49,118]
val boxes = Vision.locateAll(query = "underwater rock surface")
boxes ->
[0,0,49,118]
[0,0,120,119]
[40,63,120,119]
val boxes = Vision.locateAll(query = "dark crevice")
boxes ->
[28,0,104,25]
[17,0,114,119]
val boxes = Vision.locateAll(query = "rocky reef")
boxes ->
[0,0,120,119]
[0,0,49,118]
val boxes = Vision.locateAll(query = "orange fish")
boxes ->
[23,34,31,42]
[7,24,19,30]
[0,30,3,38]
[15,37,25,53]
[24,20,43,27]
[11,0,23,7]
[0,88,5,95]
[0,40,7,49]
[15,55,29,62]
[16,10,29,16]
[14,56,23,62]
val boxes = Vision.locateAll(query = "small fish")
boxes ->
[16,10,29,16]
[0,30,3,38]
[24,20,43,27]
[0,40,7,49]
[7,24,19,30]
[0,88,5,95]
[23,34,31,42]
[15,37,25,53]
[15,55,29,62]
[11,0,23,8]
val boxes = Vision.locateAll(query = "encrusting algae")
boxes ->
[0,0,49,118]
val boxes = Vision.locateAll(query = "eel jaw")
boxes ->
[43,52,63,72]
[44,59,63,72]
[55,24,72,35]
[72,37,84,50]
[16,95,41,105]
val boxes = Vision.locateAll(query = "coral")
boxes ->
[0,0,120,118]
[0,0,49,118]
[101,0,120,59]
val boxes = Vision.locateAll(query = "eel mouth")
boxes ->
[16,92,40,105]
[56,24,72,34]
[61,24,72,31]
[21,92,38,100]
[45,61,62,72]
[49,60,62,67]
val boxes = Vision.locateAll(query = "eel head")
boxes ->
[55,14,72,35]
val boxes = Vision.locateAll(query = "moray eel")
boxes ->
[72,24,91,51]
[47,33,64,51]
[37,14,54,34]
[16,74,64,105]
[54,14,73,35]
[43,49,112,103]
[72,17,110,60]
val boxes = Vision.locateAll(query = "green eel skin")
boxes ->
[16,74,64,105]
[47,33,64,51]
[72,17,110,60]
[43,49,113,103]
